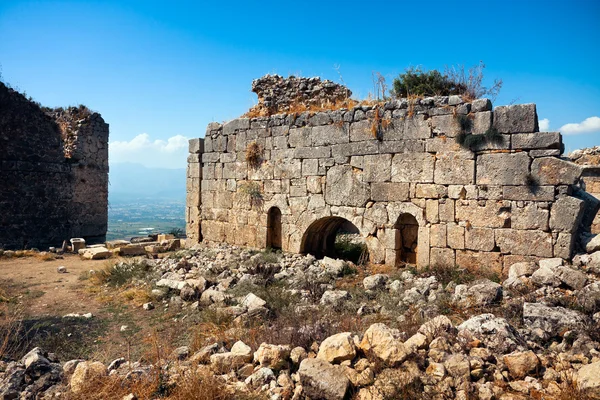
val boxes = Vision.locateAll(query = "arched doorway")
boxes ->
[300,217,366,263]
[394,213,419,265]
[267,207,282,250]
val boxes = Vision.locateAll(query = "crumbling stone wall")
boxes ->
[188,80,588,275]
[0,82,109,249]
[249,75,352,116]
[570,147,600,234]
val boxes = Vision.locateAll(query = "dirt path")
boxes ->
[0,254,112,316]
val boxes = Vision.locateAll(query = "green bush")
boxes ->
[391,67,464,98]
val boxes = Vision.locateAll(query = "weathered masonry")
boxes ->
[0,82,109,249]
[187,84,590,275]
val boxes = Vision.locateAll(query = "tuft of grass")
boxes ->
[238,181,264,210]
[421,264,477,286]
[90,261,154,287]
[245,142,262,169]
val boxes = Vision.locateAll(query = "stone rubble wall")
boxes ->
[250,75,352,115]
[188,94,586,275]
[0,82,109,249]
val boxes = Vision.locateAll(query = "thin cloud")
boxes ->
[110,133,189,169]
[538,118,550,131]
[559,116,600,135]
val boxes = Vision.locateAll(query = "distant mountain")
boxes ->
[109,162,185,202]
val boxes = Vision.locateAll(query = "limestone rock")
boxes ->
[458,314,525,353]
[320,290,350,307]
[586,235,600,253]
[453,279,502,307]
[79,247,112,260]
[298,358,349,400]
[253,343,290,370]
[522,302,589,339]
[508,262,538,279]
[503,351,540,379]
[363,274,389,291]
[70,361,106,393]
[317,332,357,364]
[359,323,408,366]
[576,361,600,398]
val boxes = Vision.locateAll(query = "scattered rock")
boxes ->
[317,332,357,364]
[298,358,349,400]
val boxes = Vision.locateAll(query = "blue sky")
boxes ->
[1,0,599,168]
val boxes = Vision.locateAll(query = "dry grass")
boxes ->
[36,252,56,261]
[244,97,359,118]
[368,107,391,140]
[245,142,262,169]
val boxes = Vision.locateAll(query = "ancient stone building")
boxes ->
[0,82,109,249]
[187,76,591,275]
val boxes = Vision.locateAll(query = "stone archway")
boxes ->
[394,213,419,265]
[300,216,365,262]
[266,206,282,250]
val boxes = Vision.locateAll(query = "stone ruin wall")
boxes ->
[187,82,591,276]
[0,82,109,249]
[570,148,600,234]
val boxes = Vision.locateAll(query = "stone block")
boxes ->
[456,250,503,276]
[434,152,475,185]
[274,159,302,179]
[439,199,455,222]
[325,165,370,207]
[530,149,561,157]
[430,247,455,267]
[403,114,432,139]
[531,157,582,185]
[476,152,530,185]
[213,135,227,152]
[378,139,425,154]
[465,227,495,251]
[188,138,204,154]
[371,182,409,202]
[288,127,311,147]
[493,104,538,133]
[455,200,511,228]
[549,196,585,233]
[417,226,430,268]
[472,111,492,134]
[431,115,461,137]
[273,135,288,149]
[294,146,331,159]
[302,159,319,176]
[555,232,575,259]
[307,176,323,194]
[502,185,555,201]
[364,154,392,182]
[512,203,549,230]
[447,223,465,249]
[391,153,435,183]
[415,184,447,199]
[512,132,561,150]
[426,200,439,223]
[223,118,250,135]
[430,224,447,247]
[312,125,349,146]
[495,229,553,257]
[350,120,373,142]
[471,99,492,112]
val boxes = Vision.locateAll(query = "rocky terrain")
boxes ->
[2,235,600,399]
